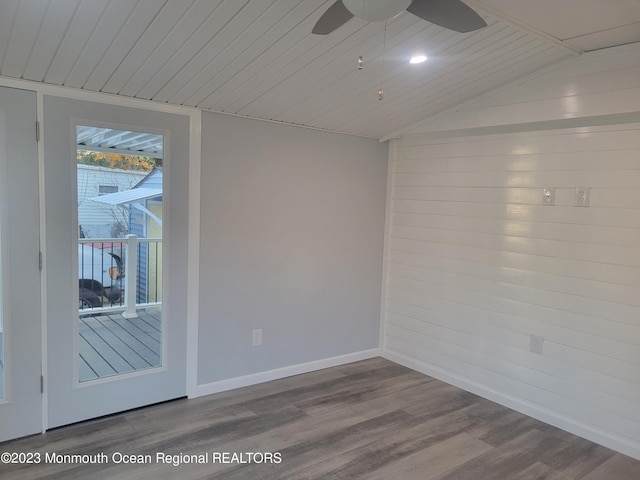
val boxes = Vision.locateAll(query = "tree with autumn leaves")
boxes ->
[77,150,158,172]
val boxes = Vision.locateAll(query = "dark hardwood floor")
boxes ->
[1,357,638,479]
[0,331,4,399]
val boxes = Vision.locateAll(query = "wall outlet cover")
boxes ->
[252,329,262,347]
[542,188,555,206]
[574,187,590,207]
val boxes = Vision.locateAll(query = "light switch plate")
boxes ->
[530,334,544,354]
[542,188,555,206]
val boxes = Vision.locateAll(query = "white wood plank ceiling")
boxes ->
[0,0,638,139]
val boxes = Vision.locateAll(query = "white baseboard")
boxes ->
[192,348,382,399]
[382,349,640,461]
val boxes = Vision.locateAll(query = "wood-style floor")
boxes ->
[79,309,162,381]
[0,331,4,399]
[1,357,638,479]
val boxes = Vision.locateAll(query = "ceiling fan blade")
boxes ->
[312,0,354,35]
[407,0,487,33]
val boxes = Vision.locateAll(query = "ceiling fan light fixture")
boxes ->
[342,0,411,22]
[409,54,428,64]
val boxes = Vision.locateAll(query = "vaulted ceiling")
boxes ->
[1,0,639,140]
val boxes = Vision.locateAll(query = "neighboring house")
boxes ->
[77,164,147,238]
[90,167,163,305]
[130,167,163,304]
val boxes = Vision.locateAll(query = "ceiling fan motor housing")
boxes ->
[342,0,412,22]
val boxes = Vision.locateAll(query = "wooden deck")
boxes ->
[79,309,162,382]
[0,311,161,394]
[0,311,162,390]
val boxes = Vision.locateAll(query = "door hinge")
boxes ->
[40,375,44,393]
[36,121,40,142]
[39,251,43,271]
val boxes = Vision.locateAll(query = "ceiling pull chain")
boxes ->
[357,0,365,69]
[379,21,387,100]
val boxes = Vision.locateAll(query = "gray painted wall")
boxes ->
[198,112,388,384]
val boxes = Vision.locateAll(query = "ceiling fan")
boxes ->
[312,0,487,35]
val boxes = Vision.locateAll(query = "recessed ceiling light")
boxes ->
[409,55,428,64]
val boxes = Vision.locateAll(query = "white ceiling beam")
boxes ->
[465,0,584,56]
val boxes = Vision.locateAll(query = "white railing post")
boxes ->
[122,234,138,319]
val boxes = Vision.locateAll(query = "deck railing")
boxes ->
[78,234,162,317]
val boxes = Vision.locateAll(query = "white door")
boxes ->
[0,87,42,441]
[44,97,189,428]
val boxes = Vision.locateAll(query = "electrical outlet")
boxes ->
[574,187,590,207]
[529,334,544,355]
[252,329,262,347]
[542,188,555,206]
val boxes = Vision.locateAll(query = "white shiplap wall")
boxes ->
[384,124,640,458]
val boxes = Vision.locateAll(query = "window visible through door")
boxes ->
[76,125,164,382]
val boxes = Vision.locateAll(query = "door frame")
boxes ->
[0,86,42,441]
[0,77,201,437]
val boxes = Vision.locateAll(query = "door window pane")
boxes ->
[76,125,164,382]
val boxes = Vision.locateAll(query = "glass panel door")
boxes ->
[44,96,188,430]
